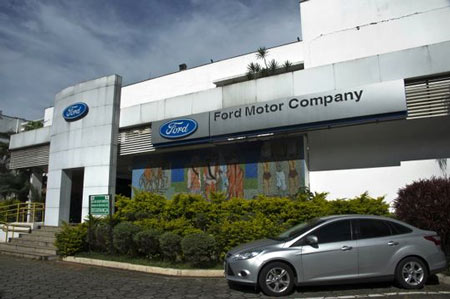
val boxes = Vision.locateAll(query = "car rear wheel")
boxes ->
[395,257,428,289]
[258,262,295,297]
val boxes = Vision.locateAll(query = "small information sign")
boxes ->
[89,194,111,216]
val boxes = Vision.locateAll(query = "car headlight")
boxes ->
[234,250,262,260]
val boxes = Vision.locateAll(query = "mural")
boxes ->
[132,137,306,199]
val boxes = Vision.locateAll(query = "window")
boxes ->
[387,221,413,235]
[313,220,352,244]
[358,219,391,239]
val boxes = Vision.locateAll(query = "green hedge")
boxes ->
[159,232,182,261]
[55,222,87,256]
[181,232,216,267]
[55,190,390,265]
[114,190,389,260]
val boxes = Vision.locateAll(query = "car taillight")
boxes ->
[424,235,441,246]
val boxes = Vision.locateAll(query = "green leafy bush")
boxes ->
[133,229,161,258]
[181,232,216,267]
[159,232,182,261]
[95,222,113,252]
[55,222,87,256]
[112,222,140,256]
[112,191,390,262]
[394,177,450,254]
[115,191,166,221]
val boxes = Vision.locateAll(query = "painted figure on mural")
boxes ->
[288,160,299,195]
[139,167,168,193]
[187,166,201,194]
[139,168,153,191]
[262,162,271,195]
[275,162,287,196]
[260,142,272,196]
[227,163,244,198]
[218,165,229,196]
[155,167,168,191]
[203,163,218,199]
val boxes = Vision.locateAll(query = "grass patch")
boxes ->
[75,251,223,270]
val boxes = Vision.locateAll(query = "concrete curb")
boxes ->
[62,256,224,278]
[437,273,450,285]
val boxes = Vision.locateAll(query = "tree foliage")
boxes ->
[394,177,450,254]
[114,190,389,260]
[246,47,294,79]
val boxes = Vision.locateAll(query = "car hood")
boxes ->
[228,238,283,255]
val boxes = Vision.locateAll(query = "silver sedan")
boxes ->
[224,215,447,297]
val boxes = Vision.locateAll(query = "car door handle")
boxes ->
[341,246,352,251]
[388,241,399,246]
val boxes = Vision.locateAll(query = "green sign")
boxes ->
[89,194,111,216]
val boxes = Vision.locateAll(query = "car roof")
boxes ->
[319,214,395,221]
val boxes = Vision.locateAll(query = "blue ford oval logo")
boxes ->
[63,102,89,121]
[160,119,198,139]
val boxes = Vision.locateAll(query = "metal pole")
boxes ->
[16,203,20,223]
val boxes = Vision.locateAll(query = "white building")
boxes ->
[8,0,450,226]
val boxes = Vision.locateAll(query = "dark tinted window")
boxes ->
[387,221,413,235]
[276,218,324,242]
[358,219,391,239]
[314,220,352,244]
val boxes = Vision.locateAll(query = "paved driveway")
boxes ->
[0,255,449,299]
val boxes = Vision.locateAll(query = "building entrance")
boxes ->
[68,168,84,223]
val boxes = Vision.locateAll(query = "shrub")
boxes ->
[115,191,166,221]
[115,191,390,261]
[95,222,113,252]
[159,232,182,261]
[394,177,450,254]
[181,232,216,267]
[330,192,390,216]
[112,222,140,256]
[163,217,203,236]
[55,222,87,256]
[133,229,161,258]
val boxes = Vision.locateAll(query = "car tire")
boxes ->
[395,257,428,289]
[258,262,295,297]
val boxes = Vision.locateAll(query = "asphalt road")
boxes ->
[0,255,449,299]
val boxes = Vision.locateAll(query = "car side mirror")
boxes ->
[306,235,318,246]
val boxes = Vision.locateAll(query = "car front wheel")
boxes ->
[395,257,428,289]
[258,262,295,297]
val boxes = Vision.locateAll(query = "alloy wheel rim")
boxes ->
[265,267,290,293]
[402,261,424,286]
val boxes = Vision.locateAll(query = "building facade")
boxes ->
[8,0,450,225]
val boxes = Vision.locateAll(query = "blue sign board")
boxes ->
[63,102,89,121]
[160,118,198,139]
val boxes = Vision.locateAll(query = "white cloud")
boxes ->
[0,0,300,119]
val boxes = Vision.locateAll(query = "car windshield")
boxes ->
[270,218,323,241]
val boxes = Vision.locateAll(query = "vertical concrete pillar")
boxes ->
[44,75,122,226]
[28,169,43,201]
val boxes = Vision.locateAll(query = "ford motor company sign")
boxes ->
[160,118,198,139]
[63,102,89,121]
[152,80,407,146]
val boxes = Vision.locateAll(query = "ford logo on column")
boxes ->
[62,102,89,121]
[160,119,198,139]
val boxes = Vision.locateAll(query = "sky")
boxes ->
[0,0,301,120]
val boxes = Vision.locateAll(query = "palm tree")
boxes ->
[256,47,268,69]
[247,62,262,79]
[436,158,448,178]
[268,59,278,74]
[283,60,292,71]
